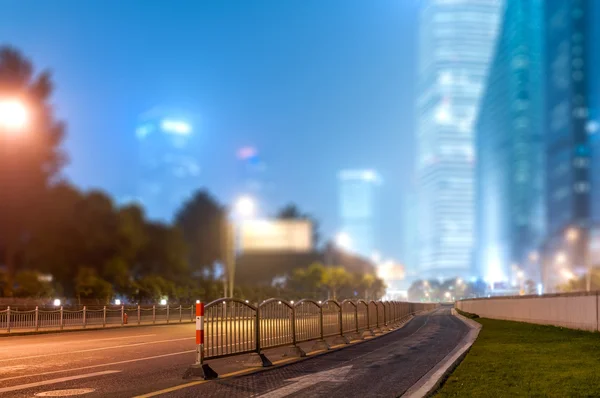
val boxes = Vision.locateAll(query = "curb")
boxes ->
[401,308,482,398]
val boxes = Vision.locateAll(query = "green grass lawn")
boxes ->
[435,314,600,397]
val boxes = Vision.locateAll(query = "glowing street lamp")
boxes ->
[335,232,352,251]
[555,251,567,265]
[234,196,256,219]
[0,99,28,132]
[529,251,539,262]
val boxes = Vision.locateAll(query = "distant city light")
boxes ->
[115,299,122,306]
[53,299,61,307]
[529,251,539,262]
[555,251,567,265]
[565,227,579,243]
[196,300,200,304]
[560,269,575,280]
[245,300,249,304]
[537,283,543,295]
[0,99,28,132]
[160,119,191,135]
[516,270,524,279]
[160,299,167,305]
[335,232,352,251]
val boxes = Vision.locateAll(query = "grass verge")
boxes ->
[435,316,600,397]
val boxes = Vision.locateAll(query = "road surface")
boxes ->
[0,307,467,397]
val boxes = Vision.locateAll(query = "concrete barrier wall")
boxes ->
[456,292,600,331]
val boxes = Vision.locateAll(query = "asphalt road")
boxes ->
[0,307,467,398]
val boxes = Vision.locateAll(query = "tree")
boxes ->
[13,271,53,298]
[0,47,66,295]
[175,190,225,277]
[287,262,325,298]
[321,266,351,300]
[276,203,320,248]
[135,222,188,281]
[74,267,113,304]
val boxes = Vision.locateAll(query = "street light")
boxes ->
[555,251,567,265]
[223,195,257,298]
[335,232,352,251]
[234,196,256,219]
[0,99,28,132]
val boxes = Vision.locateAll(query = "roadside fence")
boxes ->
[0,299,438,361]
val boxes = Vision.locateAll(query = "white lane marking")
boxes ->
[0,350,194,382]
[0,350,196,381]
[88,334,156,342]
[0,370,120,393]
[35,388,95,396]
[257,366,353,398]
[0,337,194,362]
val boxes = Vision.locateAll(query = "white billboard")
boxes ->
[239,219,312,252]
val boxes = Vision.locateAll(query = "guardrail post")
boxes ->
[103,306,106,327]
[311,302,330,351]
[137,305,141,325]
[284,304,306,357]
[83,306,87,328]
[375,304,380,330]
[35,306,39,332]
[190,305,193,322]
[6,306,10,333]
[121,305,124,326]
[60,306,64,330]
[247,302,273,367]
[255,304,261,354]
[179,305,182,323]
[335,303,350,344]
[152,305,156,324]
[354,303,359,335]
[166,304,170,324]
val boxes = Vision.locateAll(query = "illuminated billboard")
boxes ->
[239,219,312,252]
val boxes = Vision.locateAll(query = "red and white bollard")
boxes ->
[195,302,204,365]
[184,301,218,380]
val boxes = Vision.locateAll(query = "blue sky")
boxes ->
[1,0,419,263]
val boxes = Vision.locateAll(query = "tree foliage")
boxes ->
[0,47,66,296]
[175,190,225,277]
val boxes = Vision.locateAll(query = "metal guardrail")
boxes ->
[0,299,439,360]
[0,305,196,333]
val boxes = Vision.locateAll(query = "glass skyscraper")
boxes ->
[416,0,503,280]
[476,0,546,284]
[338,170,381,259]
[542,0,599,290]
[135,107,200,222]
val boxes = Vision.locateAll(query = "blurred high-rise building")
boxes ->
[476,0,546,285]
[416,0,503,280]
[338,170,381,259]
[541,0,600,291]
[135,108,200,222]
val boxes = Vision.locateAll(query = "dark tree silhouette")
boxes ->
[0,47,66,295]
[175,190,226,277]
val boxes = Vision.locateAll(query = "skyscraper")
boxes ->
[476,0,546,284]
[542,0,599,291]
[338,170,381,259]
[416,0,503,280]
[135,108,200,221]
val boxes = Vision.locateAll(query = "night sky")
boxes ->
[1,0,419,263]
